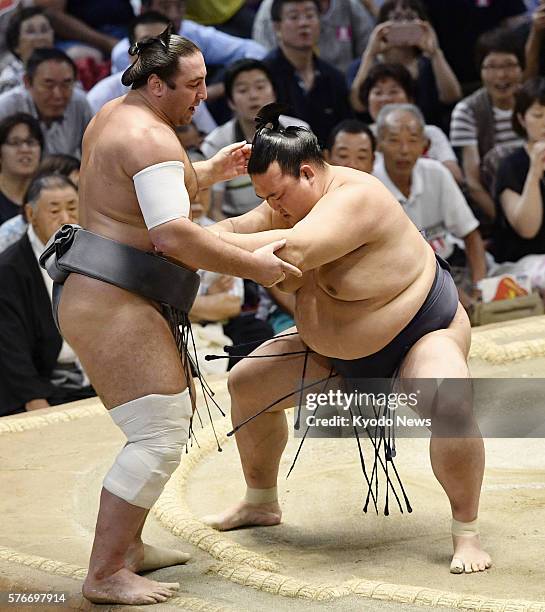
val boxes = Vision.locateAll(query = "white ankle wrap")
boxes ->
[452,517,479,537]
[245,486,278,504]
[103,390,192,509]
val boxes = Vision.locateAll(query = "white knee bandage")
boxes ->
[103,390,192,509]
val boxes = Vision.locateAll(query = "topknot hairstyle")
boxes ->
[247,103,325,177]
[121,25,201,90]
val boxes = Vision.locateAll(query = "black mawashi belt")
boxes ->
[39,224,200,313]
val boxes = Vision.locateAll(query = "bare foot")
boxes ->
[82,567,179,605]
[202,500,282,531]
[450,534,492,574]
[125,541,191,573]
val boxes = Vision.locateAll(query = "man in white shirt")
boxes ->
[375,104,487,308]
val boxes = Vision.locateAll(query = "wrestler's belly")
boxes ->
[294,272,435,360]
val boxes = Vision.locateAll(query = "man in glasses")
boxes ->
[450,29,524,221]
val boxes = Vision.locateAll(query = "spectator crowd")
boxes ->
[1,0,545,417]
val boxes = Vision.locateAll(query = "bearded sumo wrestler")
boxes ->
[40,32,301,606]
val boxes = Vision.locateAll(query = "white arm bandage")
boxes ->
[133,161,190,230]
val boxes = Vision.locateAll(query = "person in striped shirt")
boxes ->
[450,28,524,221]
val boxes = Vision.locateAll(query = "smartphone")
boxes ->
[387,21,423,46]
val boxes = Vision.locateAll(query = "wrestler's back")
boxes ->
[291,167,438,360]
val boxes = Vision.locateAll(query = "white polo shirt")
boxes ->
[374,156,479,260]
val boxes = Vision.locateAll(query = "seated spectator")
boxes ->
[175,122,204,150]
[263,0,352,146]
[37,152,79,185]
[0,152,79,252]
[420,0,527,86]
[359,62,463,182]
[185,0,256,38]
[374,103,487,309]
[187,148,274,368]
[34,0,134,59]
[87,11,218,134]
[0,48,93,157]
[492,77,545,268]
[110,0,267,103]
[450,28,524,220]
[325,119,376,174]
[87,11,171,113]
[255,283,296,334]
[202,58,308,218]
[1,8,54,94]
[0,173,94,417]
[349,0,461,128]
[0,1,27,70]
[253,0,374,74]
[0,113,43,224]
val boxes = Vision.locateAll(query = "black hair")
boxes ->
[23,172,77,208]
[377,0,428,23]
[128,10,171,45]
[6,7,51,59]
[37,154,80,178]
[475,27,524,71]
[359,62,416,109]
[25,48,77,82]
[121,25,201,89]
[0,112,44,150]
[247,103,325,176]
[271,0,320,22]
[326,119,377,153]
[512,77,545,138]
[224,58,275,102]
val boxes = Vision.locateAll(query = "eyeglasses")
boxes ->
[3,137,41,148]
[481,62,520,73]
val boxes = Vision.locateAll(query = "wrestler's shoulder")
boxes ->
[99,101,176,144]
[107,116,182,175]
[332,166,390,191]
[331,170,399,208]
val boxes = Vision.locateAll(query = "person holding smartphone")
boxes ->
[349,0,461,128]
[524,0,545,79]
